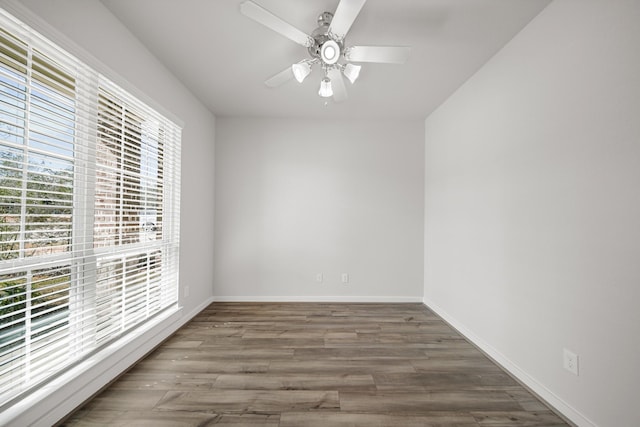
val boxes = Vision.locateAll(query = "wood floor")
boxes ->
[61,302,569,426]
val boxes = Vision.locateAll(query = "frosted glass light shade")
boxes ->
[343,63,361,84]
[292,62,311,83]
[318,77,333,97]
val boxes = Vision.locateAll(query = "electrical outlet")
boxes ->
[184,285,190,298]
[341,273,349,283]
[563,348,579,375]
[316,273,323,283]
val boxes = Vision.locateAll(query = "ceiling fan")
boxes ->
[240,0,411,102]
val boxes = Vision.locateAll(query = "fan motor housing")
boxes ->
[308,12,344,64]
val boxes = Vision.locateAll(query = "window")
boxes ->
[0,9,181,407]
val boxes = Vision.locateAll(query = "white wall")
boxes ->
[215,118,424,301]
[2,1,216,425]
[423,1,640,426]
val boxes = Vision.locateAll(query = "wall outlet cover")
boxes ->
[563,348,579,375]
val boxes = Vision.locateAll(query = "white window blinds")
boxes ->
[0,9,181,407]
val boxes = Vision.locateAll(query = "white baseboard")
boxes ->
[213,295,424,303]
[1,296,215,427]
[423,297,596,427]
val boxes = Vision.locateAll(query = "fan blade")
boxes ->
[328,67,347,103]
[265,67,294,87]
[328,0,367,41]
[240,1,313,47]
[346,46,411,64]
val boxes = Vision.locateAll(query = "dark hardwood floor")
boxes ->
[62,302,569,426]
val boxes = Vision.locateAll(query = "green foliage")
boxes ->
[0,271,70,347]
[0,277,26,323]
[1,148,73,260]
[0,216,19,260]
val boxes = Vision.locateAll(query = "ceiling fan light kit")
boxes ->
[292,60,313,83]
[342,63,361,84]
[240,0,410,103]
[318,77,333,98]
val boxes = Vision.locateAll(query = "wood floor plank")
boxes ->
[63,410,221,427]
[61,302,569,427]
[199,337,326,348]
[411,358,506,373]
[339,390,524,413]
[293,346,429,359]
[373,371,518,390]
[148,347,295,360]
[155,390,340,413]
[133,358,270,374]
[472,411,570,426]
[108,372,218,391]
[267,359,417,374]
[212,373,376,391]
[280,411,478,427]
[80,389,166,411]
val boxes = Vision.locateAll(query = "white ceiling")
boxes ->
[100,0,550,120]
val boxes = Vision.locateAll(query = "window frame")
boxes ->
[0,6,182,409]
